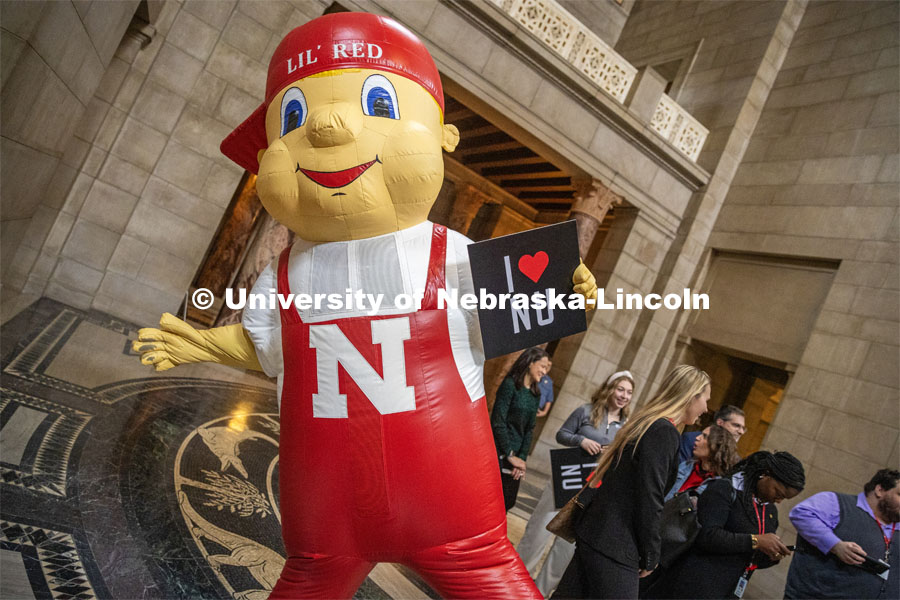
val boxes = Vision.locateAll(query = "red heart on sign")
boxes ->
[518,251,549,283]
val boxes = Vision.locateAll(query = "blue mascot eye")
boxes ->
[361,74,399,119]
[368,89,395,118]
[280,87,307,136]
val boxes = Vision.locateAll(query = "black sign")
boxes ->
[467,221,587,359]
[550,447,599,509]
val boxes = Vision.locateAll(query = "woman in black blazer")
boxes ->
[553,365,713,600]
[645,451,806,599]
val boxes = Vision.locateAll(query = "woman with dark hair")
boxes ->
[491,347,551,511]
[665,424,740,501]
[554,364,712,599]
[517,370,635,595]
[639,425,741,597]
[648,450,806,599]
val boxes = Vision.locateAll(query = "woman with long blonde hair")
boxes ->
[553,365,711,599]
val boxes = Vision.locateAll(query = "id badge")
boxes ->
[878,568,889,581]
[734,574,749,598]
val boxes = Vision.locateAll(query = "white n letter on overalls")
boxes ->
[308,317,415,418]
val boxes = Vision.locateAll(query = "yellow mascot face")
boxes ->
[256,69,459,242]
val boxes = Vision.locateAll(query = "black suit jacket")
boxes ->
[648,477,780,599]
[575,418,680,570]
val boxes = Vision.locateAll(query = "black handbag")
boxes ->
[658,490,700,568]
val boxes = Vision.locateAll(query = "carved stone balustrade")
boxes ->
[487,0,636,102]
[485,0,708,162]
[651,94,709,161]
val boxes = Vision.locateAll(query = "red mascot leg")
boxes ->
[403,522,543,599]
[269,552,374,599]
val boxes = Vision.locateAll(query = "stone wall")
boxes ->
[707,2,899,595]
[558,0,634,47]
[4,0,330,326]
[616,0,788,173]
[553,0,808,410]
[1,0,140,289]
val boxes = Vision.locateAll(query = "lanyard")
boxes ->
[752,499,765,535]
[735,498,767,597]
[745,498,766,575]
[875,518,897,559]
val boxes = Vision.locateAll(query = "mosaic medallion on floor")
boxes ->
[0,299,422,599]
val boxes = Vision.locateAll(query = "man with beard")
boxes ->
[785,469,900,599]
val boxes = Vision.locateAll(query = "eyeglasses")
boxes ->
[723,418,746,432]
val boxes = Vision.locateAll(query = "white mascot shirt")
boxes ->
[242,221,486,406]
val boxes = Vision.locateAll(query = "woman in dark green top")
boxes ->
[491,346,551,511]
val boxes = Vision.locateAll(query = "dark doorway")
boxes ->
[688,340,791,456]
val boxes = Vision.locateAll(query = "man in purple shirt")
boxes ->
[785,468,900,599]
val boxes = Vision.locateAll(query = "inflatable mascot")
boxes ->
[134,12,597,599]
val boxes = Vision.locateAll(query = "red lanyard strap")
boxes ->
[875,519,896,553]
[753,499,765,535]
[745,498,766,573]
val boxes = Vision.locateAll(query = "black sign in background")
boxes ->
[467,220,587,359]
[549,447,599,509]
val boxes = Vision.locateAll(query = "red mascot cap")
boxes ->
[220,12,444,174]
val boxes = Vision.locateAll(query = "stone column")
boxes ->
[447,183,493,235]
[570,178,622,259]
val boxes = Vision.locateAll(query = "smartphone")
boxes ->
[860,554,890,575]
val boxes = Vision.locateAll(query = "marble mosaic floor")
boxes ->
[0,298,546,600]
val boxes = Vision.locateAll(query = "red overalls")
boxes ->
[269,224,540,599]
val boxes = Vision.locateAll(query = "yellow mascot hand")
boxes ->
[572,260,598,311]
[132,313,263,372]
